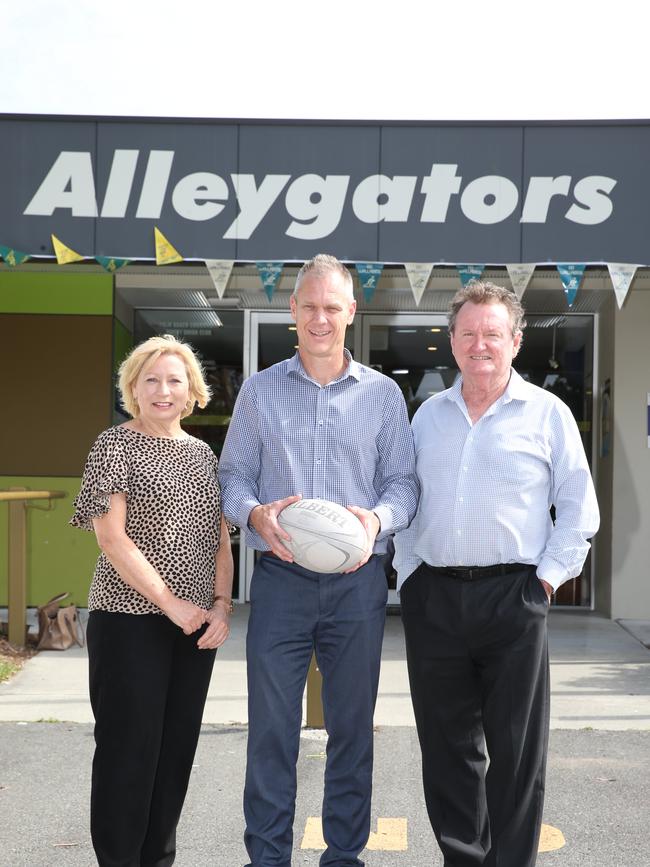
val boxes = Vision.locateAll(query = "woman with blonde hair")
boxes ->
[71,334,233,867]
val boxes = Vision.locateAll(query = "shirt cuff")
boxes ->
[536,555,569,592]
[239,499,261,531]
[372,504,393,540]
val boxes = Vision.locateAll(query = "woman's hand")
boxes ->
[197,604,231,649]
[162,597,208,635]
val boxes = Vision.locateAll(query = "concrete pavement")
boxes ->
[2,606,650,866]
[1,607,650,730]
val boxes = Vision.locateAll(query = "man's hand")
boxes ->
[344,506,380,572]
[540,578,553,602]
[249,495,302,560]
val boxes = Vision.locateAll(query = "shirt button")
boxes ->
[456,529,462,536]
[458,496,464,503]
[463,466,468,472]
[316,459,321,464]
[318,420,324,425]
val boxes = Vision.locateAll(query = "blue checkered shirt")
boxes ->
[219,351,419,552]
[393,369,600,591]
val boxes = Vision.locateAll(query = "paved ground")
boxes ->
[1,724,649,867]
[2,608,650,730]
[1,608,650,865]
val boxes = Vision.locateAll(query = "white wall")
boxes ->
[610,289,650,619]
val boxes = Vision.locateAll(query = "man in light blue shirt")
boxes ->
[394,281,599,867]
[220,254,418,867]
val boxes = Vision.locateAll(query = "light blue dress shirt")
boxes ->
[393,369,599,591]
[219,351,419,553]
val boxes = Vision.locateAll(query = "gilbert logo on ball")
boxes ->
[277,499,368,573]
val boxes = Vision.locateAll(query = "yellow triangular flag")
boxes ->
[154,227,183,266]
[51,234,84,265]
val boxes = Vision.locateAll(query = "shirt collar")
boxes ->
[287,348,361,383]
[447,367,533,410]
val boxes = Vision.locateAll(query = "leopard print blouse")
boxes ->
[70,425,223,614]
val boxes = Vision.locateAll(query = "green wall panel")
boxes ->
[0,476,98,607]
[0,271,113,314]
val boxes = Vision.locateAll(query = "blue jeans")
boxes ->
[244,554,388,867]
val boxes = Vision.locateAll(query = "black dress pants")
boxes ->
[400,564,549,867]
[87,611,217,867]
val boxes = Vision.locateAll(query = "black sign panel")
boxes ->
[1,116,648,263]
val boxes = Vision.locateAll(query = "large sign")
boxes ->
[1,117,649,262]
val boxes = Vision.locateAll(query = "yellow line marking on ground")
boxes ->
[300,817,407,851]
[539,823,566,852]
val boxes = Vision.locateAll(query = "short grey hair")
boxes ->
[294,254,354,298]
[448,280,527,336]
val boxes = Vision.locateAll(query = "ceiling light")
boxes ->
[427,346,438,351]
[392,369,409,375]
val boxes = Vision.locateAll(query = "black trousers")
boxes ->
[87,611,217,867]
[400,564,549,867]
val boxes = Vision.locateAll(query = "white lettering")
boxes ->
[24,151,98,217]
[565,175,617,225]
[135,151,174,219]
[23,150,618,233]
[100,149,139,218]
[420,164,462,222]
[520,176,571,223]
[352,175,417,223]
[285,174,349,239]
[224,173,291,239]
[461,176,519,224]
[172,172,229,221]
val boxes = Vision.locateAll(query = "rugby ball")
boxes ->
[277,498,368,573]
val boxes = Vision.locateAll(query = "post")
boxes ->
[306,653,324,728]
[7,488,27,646]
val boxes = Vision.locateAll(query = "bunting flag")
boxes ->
[607,263,637,309]
[154,227,183,265]
[404,262,434,306]
[556,263,586,307]
[0,245,30,266]
[205,259,234,299]
[52,234,84,265]
[506,263,536,300]
[256,261,283,302]
[355,262,383,303]
[456,264,484,287]
[96,255,130,273]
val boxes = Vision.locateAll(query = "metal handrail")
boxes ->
[1,488,67,646]
[0,490,66,501]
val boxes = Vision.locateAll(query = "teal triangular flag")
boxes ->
[556,263,586,307]
[256,261,283,302]
[456,264,484,287]
[96,256,130,273]
[0,245,30,266]
[355,262,383,303]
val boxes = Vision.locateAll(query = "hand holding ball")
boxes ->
[277,499,368,573]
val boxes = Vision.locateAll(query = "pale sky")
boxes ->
[2,0,648,121]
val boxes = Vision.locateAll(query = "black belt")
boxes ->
[428,563,532,582]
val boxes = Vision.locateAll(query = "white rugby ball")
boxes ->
[277,498,368,573]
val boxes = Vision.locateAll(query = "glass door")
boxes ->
[361,314,450,604]
[360,312,596,609]
[241,312,358,599]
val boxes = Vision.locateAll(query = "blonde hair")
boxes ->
[118,334,211,419]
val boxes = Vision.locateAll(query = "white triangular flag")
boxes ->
[205,260,234,299]
[506,263,536,300]
[607,263,637,309]
[404,263,434,306]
